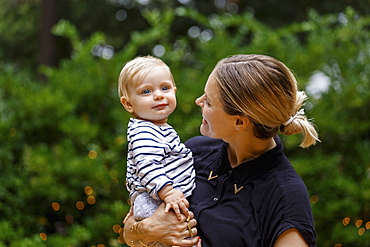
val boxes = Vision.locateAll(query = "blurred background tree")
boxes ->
[1,0,370,73]
[0,0,369,246]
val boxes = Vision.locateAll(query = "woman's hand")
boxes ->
[123,206,133,224]
[123,203,199,246]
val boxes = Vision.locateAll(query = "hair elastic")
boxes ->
[282,109,305,126]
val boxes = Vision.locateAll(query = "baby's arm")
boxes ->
[158,184,189,220]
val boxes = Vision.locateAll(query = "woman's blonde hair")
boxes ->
[213,54,319,148]
[118,55,175,98]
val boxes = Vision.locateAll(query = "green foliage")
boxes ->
[0,20,130,246]
[0,6,369,247]
[0,1,41,70]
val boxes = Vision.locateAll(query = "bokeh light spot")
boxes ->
[310,195,319,204]
[115,135,125,146]
[84,186,94,195]
[88,150,97,159]
[76,201,85,210]
[116,9,127,21]
[178,0,192,5]
[358,228,365,236]
[65,214,74,224]
[87,196,96,205]
[342,217,350,226]
[101,46,114,60]
[113,224,121,233]
[112,177,119,185]
[365,221,370,230]
[355,219,363,228]
[188,26,201,38]
[38,217,47,225]
[52,202,60,211]
[39,233,47,241]
[200,29,213,42]
[117,235,125,244]
[110,169,118,178]
[153,45,165,57]
[182,104,191,113]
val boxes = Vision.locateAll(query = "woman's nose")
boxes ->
[195,94,204,107]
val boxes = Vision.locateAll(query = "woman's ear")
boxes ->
[120,96,134,113]
[234,116,250,131]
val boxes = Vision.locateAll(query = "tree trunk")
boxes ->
[39,0,57,70]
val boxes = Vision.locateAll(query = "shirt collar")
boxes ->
[214,136,285,185]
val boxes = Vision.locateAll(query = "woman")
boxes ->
[123,54,319,247]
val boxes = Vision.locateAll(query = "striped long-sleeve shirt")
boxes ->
[126,118,196,205]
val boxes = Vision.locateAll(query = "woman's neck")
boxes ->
[227,136,276,168]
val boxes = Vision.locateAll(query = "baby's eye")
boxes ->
[161,86,169,91]
[141,89,151,94]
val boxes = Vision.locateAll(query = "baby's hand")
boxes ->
[164,190,189,220]
[159,185,189,220]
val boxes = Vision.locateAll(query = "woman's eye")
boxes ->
[202,96,211,106]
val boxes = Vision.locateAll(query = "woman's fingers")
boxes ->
[187,217,197,228]
[178,236,201,246]
[123,207,133,224]
[187,210,195,220]
[188,226,197,237]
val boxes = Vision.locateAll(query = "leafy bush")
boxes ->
[0,6,369,247]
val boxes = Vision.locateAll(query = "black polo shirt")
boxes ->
[186,136,316,247]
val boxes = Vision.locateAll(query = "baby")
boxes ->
[118,56,196,229]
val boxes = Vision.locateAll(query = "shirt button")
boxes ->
[229,170,232,174]
[213,197,219,201]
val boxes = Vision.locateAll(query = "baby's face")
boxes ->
[127,67,177,125]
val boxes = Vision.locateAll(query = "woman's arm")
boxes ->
[274,228,309,247]
[123,203,199,246]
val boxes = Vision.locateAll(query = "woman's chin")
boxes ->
[200,125,209,137]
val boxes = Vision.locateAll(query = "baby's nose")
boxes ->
[154,91,164,100]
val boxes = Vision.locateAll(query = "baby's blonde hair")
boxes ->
[213,54,319,148]
[118,55,175,98]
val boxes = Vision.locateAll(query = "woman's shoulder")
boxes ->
[265,161,312,220]
[266,165,316,246]
[185,136,223,150]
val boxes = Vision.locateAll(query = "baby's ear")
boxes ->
[120,96,134,113]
